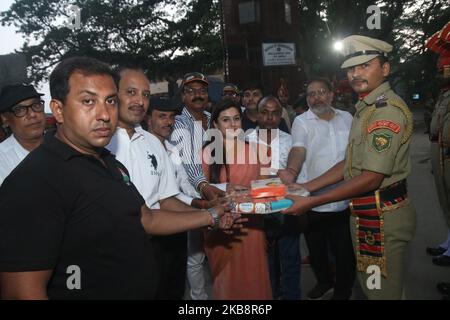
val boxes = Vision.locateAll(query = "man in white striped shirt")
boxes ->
[170,72,224,201]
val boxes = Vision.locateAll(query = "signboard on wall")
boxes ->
[262,43,296,66]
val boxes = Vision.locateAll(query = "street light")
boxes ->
[333,41,343,52]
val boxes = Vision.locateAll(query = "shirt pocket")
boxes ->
[351,134,363,146]
[336,130,351,159]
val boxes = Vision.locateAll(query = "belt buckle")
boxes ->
[365,231,376,246]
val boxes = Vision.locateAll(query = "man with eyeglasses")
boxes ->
[170,72,225,201]
[0,84,46,185]
[279,77,355,300]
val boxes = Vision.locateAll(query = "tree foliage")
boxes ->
[293,0,450,97]
[1,0,223,84]
[2,0,449,98]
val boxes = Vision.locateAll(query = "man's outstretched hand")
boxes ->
[282,195,316,216]
[209,198,248,234]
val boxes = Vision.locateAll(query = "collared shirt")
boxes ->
[241,111,290,134]
[0,135,29,185]
[170,107,211,189]
[292,108,353,212]
[107,125,179,209]
[164,140,200,206]
[0,133,156,299]
[245,128,295,176]
[344,82,413,189]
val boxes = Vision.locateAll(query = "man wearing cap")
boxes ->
[170,72,225,201]
[284,35,416,300]
[222,83,242,106]
[426,27,450,268]
[0,84,46,185]
[146,97,216,300]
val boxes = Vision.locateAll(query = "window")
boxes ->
[238,1,260,24]
[284,0,292,24]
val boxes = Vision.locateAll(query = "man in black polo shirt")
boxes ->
[0,57,235,300]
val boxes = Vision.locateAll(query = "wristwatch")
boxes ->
[207,207,220,230]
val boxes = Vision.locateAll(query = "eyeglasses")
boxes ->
[9,100,45,117]
[184,87,208,96]
[306,89,329,98]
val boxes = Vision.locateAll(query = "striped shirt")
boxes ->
[170,107,211,190]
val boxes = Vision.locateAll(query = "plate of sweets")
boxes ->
[229,178,310,214]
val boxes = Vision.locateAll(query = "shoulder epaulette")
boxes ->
[375,95,388,108]
[388,98,413,144]
[361,105,377,140]
[361,99,413,145]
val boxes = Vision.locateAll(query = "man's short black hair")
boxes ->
[112,65,147,88]
[306,77,333,92]
[377,55,389,66]
[242,81,265,95]
[294,94,308,110]
[50,57,116,103]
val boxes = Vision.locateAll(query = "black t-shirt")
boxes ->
[0,133,157,299]
[241,111,290,133]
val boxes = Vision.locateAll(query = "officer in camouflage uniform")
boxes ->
[426,33,450,266]
[284,35,416,300]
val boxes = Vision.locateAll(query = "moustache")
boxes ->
[192,97,204,103]
[351,78,367,85]
[129,104,144,110]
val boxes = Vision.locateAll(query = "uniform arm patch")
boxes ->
[367,120,401,134]
[371,132,392,152]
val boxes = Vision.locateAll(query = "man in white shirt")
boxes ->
[278,78,356,300]
[106,67,197,300]
[0,84,46,185]
[245,95,301,300]
[145,97,219,300]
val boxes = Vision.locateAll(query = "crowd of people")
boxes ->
[0,33,444,300]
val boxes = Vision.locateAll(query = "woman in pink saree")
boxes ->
[202,100,272,300]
